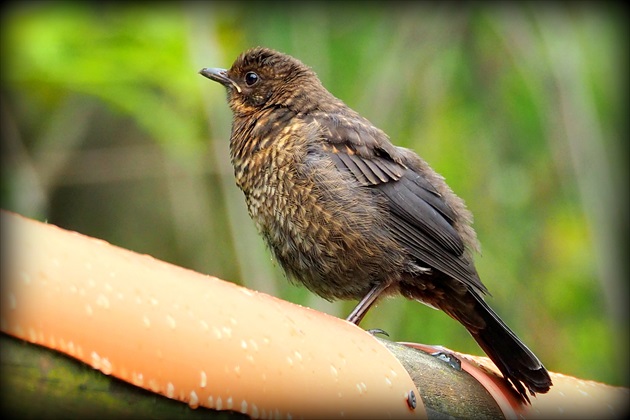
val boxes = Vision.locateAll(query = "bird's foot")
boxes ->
[430,347,462,371]
[366,328,389,337]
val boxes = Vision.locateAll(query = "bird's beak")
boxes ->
[199,67,242,93]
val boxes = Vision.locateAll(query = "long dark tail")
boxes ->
[464,294,552,403]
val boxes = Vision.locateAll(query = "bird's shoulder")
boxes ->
[304,110,408,186]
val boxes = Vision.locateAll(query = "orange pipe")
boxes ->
[1,210,422,419]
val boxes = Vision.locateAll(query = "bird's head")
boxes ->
[200,47,331,116]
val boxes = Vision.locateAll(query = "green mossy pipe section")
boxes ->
[0,334,246,420]
[1,332,507,419]
[378,338,504,420]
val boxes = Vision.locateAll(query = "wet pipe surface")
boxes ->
[0,210,421,419]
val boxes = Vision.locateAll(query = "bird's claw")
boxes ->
[431,350,462,370]
[366,328,389,337]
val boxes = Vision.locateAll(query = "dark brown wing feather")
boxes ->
[313,114,487,294]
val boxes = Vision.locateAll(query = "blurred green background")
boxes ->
[2,2,627,388]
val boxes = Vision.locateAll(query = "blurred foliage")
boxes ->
[1,1,627,389]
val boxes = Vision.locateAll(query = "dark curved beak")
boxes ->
[199,67,241,93]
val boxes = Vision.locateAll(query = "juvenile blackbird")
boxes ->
[200,47,552,402]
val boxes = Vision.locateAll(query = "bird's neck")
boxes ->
[229,106,300,190]
[231,106,297,154]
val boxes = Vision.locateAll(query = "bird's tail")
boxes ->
[460,294,552,403]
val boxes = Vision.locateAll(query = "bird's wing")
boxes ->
[312,114,485,292]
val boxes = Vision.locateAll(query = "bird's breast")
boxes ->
[229,120,406,299]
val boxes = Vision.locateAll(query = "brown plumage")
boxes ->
[199,47,552,403]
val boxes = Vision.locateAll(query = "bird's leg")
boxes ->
[345,282,390,325]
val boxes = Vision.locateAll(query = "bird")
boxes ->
[199,47,552,403]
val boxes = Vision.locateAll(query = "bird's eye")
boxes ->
[244,71,259,86]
